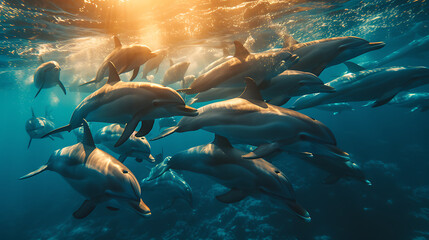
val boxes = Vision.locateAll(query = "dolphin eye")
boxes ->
[275,170,280,174]
[122,170,128,174]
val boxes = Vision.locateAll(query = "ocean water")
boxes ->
[1,0,429,239]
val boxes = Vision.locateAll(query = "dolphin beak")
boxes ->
[129,199,151,217]
[320,85,336,93]
[179,105,198,116]
[368,42,385,50]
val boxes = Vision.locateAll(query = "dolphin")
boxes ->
[295,148,371,185]
[179,41,298,94]
[25,108,63,148]
[142,49,168,80]
[291,64,429,110]
[33,60,65,98]
[94,124,155,163]
[375,35,429,67]
[271,36,385,76]
[190,70,335,105]
[43,61,198,147]
[19,119,151,219]
[388,92,429,112]
[80,36,156,86]
[315,103,355,115]
[141,167,193,209]
[147,135,311,221]
[162,60,191,86]
[153,78,347,163]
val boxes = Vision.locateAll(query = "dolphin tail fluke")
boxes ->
[19,165,48,180]
[27,138,32,149]
[58,80,67,95]
[79,78,98,87]
[285,199,311,222]
[150,126,179,141]
[42,124,73,139]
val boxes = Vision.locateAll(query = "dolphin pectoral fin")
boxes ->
[129,67,139,81]
[57,80,67,95]
[267,96,290,106]
[115,117,141,147]
[312,63,330,76]
[42,124,73,139]
[34,79,47,98]
[242,143,280,159]
[323,174,341,184]
[73,200,97,219]
[79,78,97,87]
[284,199,311,222]
[372,92,399,107]
[215,189,247,203]
[54,133,64,139]
[118,154,127,163]
[27,138,32,149]
[135,119,155,137]
[19,165,48,180]
[150,126,179,141]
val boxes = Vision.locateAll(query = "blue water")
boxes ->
[1,0,429,239]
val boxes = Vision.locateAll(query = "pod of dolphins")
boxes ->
[22,31,429,222]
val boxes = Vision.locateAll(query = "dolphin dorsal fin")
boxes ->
[81,119,95,147]
[106,62,121,85]
[344,62,366,73]
[283,34,299,48]
[212,134,233,149]
[169,59,174,67]
[114,36,122,49]
[233,41,250,61]
[238,77,264,101]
